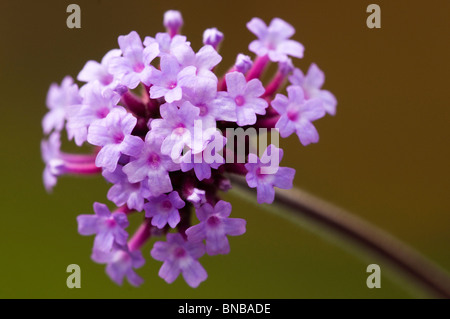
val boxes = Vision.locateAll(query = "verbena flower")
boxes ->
[289,63,337,115]
[144,191,185,229]
[151,233,207,288]
[41,10,336,287]
[77,202,129,253]
[272,85,325,146]
[186,201,246,255]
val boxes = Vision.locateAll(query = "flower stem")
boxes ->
[246,55,269,81]
[228,174,450,298]
[128,218,152,252]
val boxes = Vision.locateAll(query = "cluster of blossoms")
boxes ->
[41,10,336,287]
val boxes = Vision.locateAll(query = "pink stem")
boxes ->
[128,219,152,252]
[60,153,97,164]
[246,55,270,81]
[63,162,101,175]
[114,205,136,215]
[255,115,280,129]
[264,71,285,97]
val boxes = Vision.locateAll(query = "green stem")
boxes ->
[228,174,450,298]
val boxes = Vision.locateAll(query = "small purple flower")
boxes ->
[271,85,325,146]
[108,31,159,89]
[144,191,185,229]
[93,244,145,287]
[144,33,190,60]
[122,132,179,197]
[77,49,121,88]
[182,78,236,126]
[42,76,81,135]
[150,101,204,159]
[289,64,337,115]
[103,167,150,212]
[164,10,183,36]
[178,45,222,82]
[186,201,246,255]
[87,107,143,172]
[224,71,268,126]
[247,17,304,62]
[151,233,207,288]
[234,53,253,74]
[149,55,185,103]
[245,145,295,204]
[203,28,224,49]
[77,202,129,253]
[66,83,120,146]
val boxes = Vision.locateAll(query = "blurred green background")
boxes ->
[0,0,449,298]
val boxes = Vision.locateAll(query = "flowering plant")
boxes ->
[41,10,335,287]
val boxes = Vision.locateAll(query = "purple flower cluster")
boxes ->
[41,10,336,287]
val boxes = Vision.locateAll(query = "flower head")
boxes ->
[41,10,335,288]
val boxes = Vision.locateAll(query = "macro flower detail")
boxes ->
[150,101,205,159]
[186,201,246,255]
[144,191,185,229]
[289,63,337,115]
[87,107,144,172]
[108,31,159,89]
[151,233,207,288]
[66,83,120,146]
[123,133,179,196]
[247,17,304,62]
[148,55,185,103]
[223,71,268,126]
[93,244,145,287]
[245,145,296,204]
[41,10,335,288]
[77,49,121,89]
[77,202,129,253]
[271,85,325,146]
[103,167,150,212]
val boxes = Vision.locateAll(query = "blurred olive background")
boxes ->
[0,0,449,298]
